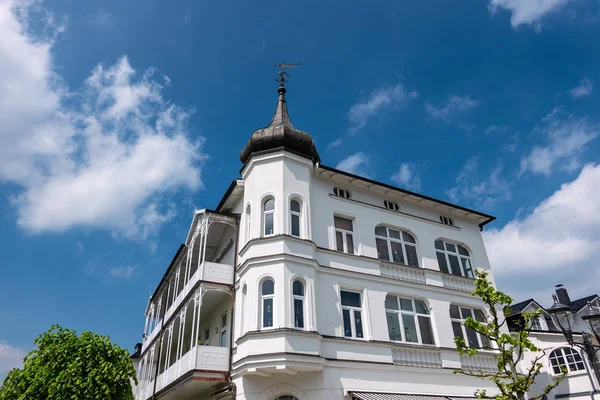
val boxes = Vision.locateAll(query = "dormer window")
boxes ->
[440,216,454,226]
[333,187,351,199]
[384,200,400,211]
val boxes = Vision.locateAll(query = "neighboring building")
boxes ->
[131,81,507,400]
[508,286,600,400]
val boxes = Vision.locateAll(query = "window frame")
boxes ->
[292,279,305,329]
[548,347,586,375]
[384,200,400,212]
[375,225,419,267]
[261,278,275,329]
[203,327,210,346]
[289,198,302,238]
[220,312,227,347]
[450,305,490,349]
[245,204,251,242]
[385,295,434,345]
[340,289,364,339]
[334,215,355,254]
[333,187,351,199]
[439,216,454,226]
[435,239,474,278]
[262,197,275,237]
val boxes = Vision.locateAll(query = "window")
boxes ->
[341,290,364,338]
[263,198,275,236]
[203,327,210,346]
[531,316,543,330]
[293,280,305,328]
[549,347,586,374]
[220,313,227,347]
[334,216,355,254]
[450,305,490,348]
[245,204,251,241]
[333,187,351,199]
[290,199,301,237]
[261,279,274,328]
[440,216,454,226]
[384,200,400,212]
[435,240,474,278]
[385,295,434,344]
[375,226,419,267]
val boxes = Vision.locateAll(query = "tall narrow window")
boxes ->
[450,305,490,348]
[245,204,251,242]
[334,216,355,254]
[340,290,363,338]
[385,295,434,344]
[241,284,247,335]
[203,327,210,346]
[435,240,474,278]
[293,280,305,328]
[261,279,275,328]
[220,312,227,347]
[263,198,275,236]
[375,226,419,267]
[290,199,301,237]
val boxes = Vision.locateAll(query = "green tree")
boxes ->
[455,270,566,400]
[0,325,137,400]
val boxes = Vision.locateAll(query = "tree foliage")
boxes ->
[455,270,566,400]
[0,325,137,400]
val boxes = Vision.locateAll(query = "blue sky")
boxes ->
[2,0,600,379]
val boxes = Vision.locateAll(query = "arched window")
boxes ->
[241,284,247,335]
[290,199,302,237]
[375,226,418,267]
[549,347,586,374]
[245,204,251,242]
[450,305,490,348]
[385,295,434,344]
[293,280,305,328]
[261,279,275,328]
[435,240,474,278]
[263,198,275,236]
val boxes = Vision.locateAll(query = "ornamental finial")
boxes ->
[274,60,302,89]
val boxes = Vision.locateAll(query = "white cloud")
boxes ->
[425,95,478,125]
[327,138,343,150]
[0,341,26,378]
[336,152,371,177]
[348,84,417,134]
[446,157,511,209]
[488,0,571,29]
[485,163,600,300]
[108,265,138,279]
[390,163,421,191]
[519,116,599,176]
[0,1,206,238]
[570,77,593,98]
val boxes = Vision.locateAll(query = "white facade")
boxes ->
[131,86,509,400]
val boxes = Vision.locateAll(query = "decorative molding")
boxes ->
[256,383,310,400]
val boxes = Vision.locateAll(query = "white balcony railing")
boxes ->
[380,263,427,285]
[392,345,442,368]
[460,353,497,372]
[441,274,475,293]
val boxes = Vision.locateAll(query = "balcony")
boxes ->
[378,260,476,293]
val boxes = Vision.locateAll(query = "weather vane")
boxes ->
[274,60,302,86]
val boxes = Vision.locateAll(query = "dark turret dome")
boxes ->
[239,85,320,165]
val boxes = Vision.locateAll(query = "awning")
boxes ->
[348,392,479,400]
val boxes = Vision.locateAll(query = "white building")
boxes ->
[131,82,508,400]
[508,286,600,400]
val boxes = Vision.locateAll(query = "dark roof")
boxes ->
[239,85,320,165]
[571,294,600,312]
[130,343,142,359]
[509,299,536,316]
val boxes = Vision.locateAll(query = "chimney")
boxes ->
[555,284,571,306]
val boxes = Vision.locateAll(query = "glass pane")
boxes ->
[264,198,274,211]
[474,310,486,323]
[290,200,300,212]
[220,331,226,347]
[389,229,401,239]
[342,309,352,337]
[403,314,418,343]
[221,314,227,328]
[436,252,449,274]
[405,245,418,267]
[376,238,390,261]
[480,333,491,349]
[415,300,428,314]
[262,279,274,295]
[354,310,364,338]
[434,240,445,250]
[448,255,462,276]
[402,232,416,244]
[294,299,304,328]
[336,231,344,251]
[461,258,474,278]
[341,291,361,307]
[399,298,413,311]
[346,233,354,254]
[386,312,402,341]
[445,243,456,252]
[375,226,387,236]
[450,305,460,319]
[334,216,353,231]
[385,295,398,310]
[390,242,404,264]
[293,280,304,296]
[263,298,273,327]
[291,214,300,237]
[466,328,480,348]
[418,316,435,345]
[458,245,469,256]
[264,213,274,235]
[452,321,464,341]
